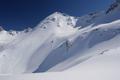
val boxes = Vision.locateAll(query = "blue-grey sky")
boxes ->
[0,0,114,30]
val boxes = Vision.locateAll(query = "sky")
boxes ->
[0,0,114,30]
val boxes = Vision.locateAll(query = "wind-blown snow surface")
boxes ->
[0,1,120,80]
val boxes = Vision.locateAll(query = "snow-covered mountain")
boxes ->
[0,0,120,80]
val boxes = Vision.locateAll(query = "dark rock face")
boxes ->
[106,2,119,14]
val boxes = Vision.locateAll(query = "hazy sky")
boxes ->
[0,0,114,30]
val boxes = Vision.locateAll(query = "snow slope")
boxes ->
[1,41,120,80]
[0,0,120,80]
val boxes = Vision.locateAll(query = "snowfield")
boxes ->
[0,1,120,80]
[1,45,120,80]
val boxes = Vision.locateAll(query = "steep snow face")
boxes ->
[31,19,120,72]
[47,20,120,71]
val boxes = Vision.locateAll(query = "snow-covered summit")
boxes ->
[37,12,77,30]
